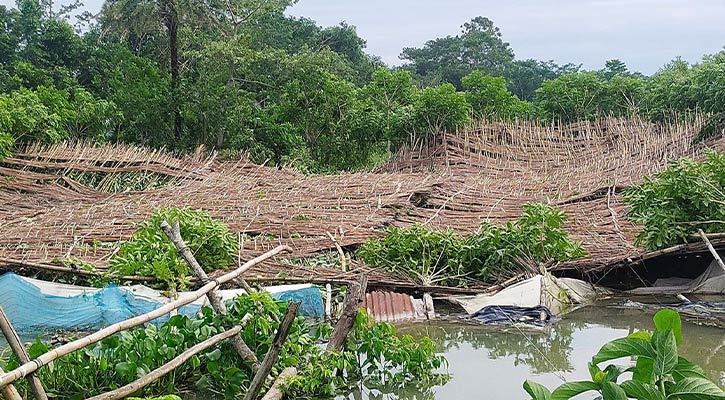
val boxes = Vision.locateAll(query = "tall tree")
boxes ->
[100,0,182,138]
[400,16,514,88]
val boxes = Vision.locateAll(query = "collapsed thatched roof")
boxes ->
[1,117,723,290]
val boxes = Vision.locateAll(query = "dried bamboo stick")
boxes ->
[0,306,48,400]
[0,257,150,282]
[161,220,260,369]
[0,245,290,389]
[698,229,725,273]
[326,232,347,272]
[244,301,300,400]
[87,324,245,400]
[260,367,297,400]
[0,366,21,400]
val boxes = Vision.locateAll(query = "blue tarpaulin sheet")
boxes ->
[0,273,324,334]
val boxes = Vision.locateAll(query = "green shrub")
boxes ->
[523,309,725,400]
[109,208,239,291]
[0,132,12,160]
[623,150,725,250]
[358,203,585,286]
[464,203,586,278]
[358,225,467,286]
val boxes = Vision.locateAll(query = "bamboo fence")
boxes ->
[1,117,724,286]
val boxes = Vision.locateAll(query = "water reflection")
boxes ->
[340,304,725,400]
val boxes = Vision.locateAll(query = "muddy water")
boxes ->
[341,304,725,400]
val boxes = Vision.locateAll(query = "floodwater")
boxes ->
[340,303,725,400]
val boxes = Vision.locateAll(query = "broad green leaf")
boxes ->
[621,380,666,400]
[653,309,682,345]
[551,381,600,400]
[673,357,708,382]
[652,330,678,376]
[632,357,655,384]
[667,377,725,399]
[602,381,628,400]
[524,380,552,400]
[592,337,656,365]
[629,331,653,341]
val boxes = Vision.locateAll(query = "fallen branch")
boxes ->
[327,275,367,352]
[161,220,260,369]
[87,324,245,400]
[260,367,297,400]
[244,301,300,400]
[0,245,291,389]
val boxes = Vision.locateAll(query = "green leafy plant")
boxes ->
[1,292,446,400]
[358,225,468,286]
[623,151,725,250]
[358,203,585,286]
[108,208,239,291]
[523,309,725,400]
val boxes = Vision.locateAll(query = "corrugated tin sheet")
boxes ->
[362,291,428,322]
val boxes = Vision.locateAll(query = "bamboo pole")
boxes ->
[326,232,347,272]
[0,366,21,400]
[327,275,367,352]
[0,245,291,389]
[0,257,150,283]
[160,220,260,369]
[0,306,48,400]
[260,367,297,400]
[87,324,245,400]
[698,229,725,273]
[243,301,300,400]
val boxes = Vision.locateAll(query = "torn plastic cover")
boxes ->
[470,305,557,327]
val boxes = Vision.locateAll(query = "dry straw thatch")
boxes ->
[1,117,723,291]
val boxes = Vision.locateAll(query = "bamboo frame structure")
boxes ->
[1,117,724,288]
[0,245,291,389]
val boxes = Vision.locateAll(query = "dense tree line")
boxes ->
[1,0,723,171]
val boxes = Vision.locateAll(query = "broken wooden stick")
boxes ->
[244,301,300,400]
[697,229,725,273]
[0,306,48,400]
[327,275,367,352]
[0,245,290,389]
[161,220,261,370]
[0,366,21,400]
[87,324,246,400]
[326,232,347,272]
[260,367,297,400]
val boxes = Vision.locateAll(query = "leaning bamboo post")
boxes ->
[260,367,297,400]
[698,229,725,273]
[326,275,367,352]
[0,366,21,400]
[87,324,246,400]
[160,220,261,370]
[243,301,300,400]
[0,245,291,389]
[326,232,347,272]
[0,306,48,400]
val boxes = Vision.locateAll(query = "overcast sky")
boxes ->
[287,0,725,74]
[3,0,723,75]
